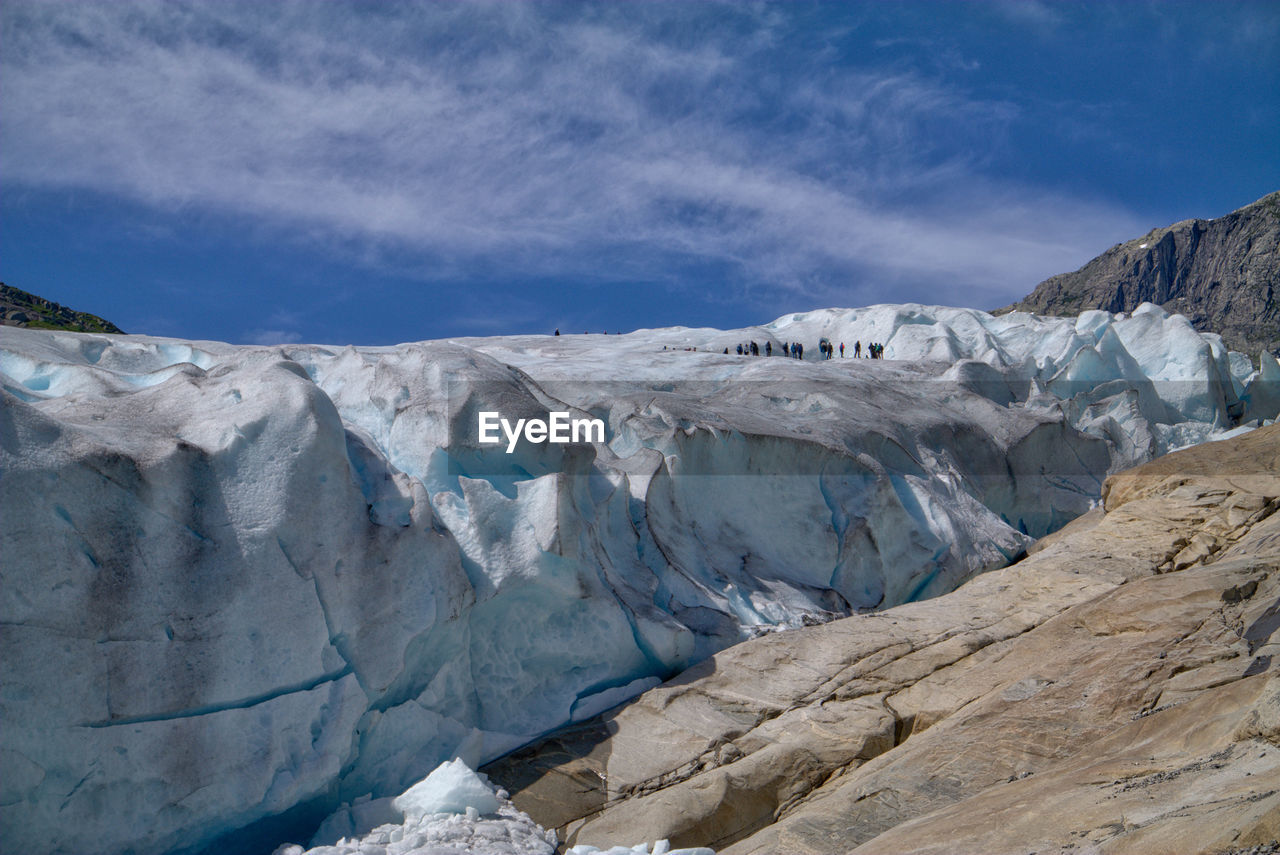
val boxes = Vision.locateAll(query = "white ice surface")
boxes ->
[393,759,500,821]
[272,759,712,855]
[1,303,1274,855]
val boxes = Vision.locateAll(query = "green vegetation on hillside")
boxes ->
[0,283,125,334]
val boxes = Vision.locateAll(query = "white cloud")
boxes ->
[0,1,1143,307]
[988,0,1064,30]
[243,328,304,346]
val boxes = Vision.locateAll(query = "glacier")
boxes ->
[0,302,1276,855]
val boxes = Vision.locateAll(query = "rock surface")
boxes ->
[485,425,1280,854]
[1003,191,1280,360]
[0,283,125,333]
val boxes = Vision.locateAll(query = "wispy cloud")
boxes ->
[988,0,1064,30]
[1,1,1143,307]
[244,328,304,346]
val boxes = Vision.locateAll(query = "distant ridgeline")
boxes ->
[1000,190,1280,360]
[0,283,124,334]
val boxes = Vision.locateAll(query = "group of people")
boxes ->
[729,339,887,360]
[556,327,888,360]
[732,340,802,357]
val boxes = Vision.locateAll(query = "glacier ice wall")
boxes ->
[0,303,1274,855]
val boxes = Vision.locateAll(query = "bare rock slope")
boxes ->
[1002,191,1280,359]
[485,425,1280,854]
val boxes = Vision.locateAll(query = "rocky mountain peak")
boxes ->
[1002,191,1280,359]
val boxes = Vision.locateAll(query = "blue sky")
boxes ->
[2,1,1277,346]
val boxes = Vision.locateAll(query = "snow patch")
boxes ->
[393,759,501,820]
[273,759,716,855]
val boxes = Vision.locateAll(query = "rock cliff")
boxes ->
[1002,191,1280,359]
[485,425,1280,854]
